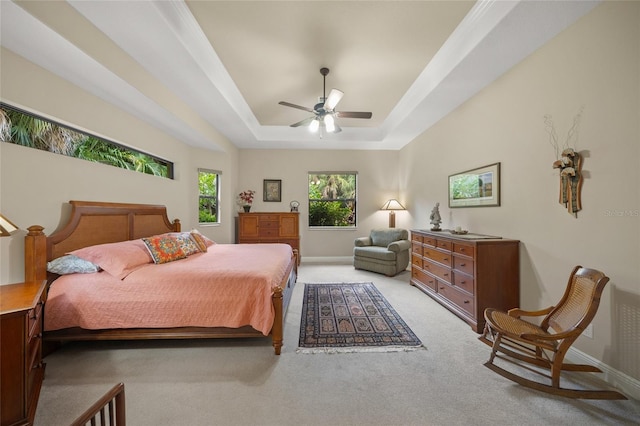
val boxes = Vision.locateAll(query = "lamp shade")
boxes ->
[380,199,405,228]
[0,213,19,236]
[380,199,406,211]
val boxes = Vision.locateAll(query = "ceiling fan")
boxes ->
[279,67,372,134]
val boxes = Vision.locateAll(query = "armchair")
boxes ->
[353,228,411,276]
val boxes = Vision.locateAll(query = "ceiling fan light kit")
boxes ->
[279,67,372,135]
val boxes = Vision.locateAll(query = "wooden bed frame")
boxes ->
[24,200,297,355]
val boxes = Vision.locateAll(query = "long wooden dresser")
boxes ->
[237,212,300,264]
[410,229,519,333]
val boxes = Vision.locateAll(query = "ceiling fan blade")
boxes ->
[332,122,342,133]
[279,101,314,113]
[290,116,315,127]
[324,89,344,111]
[336,111,372,119]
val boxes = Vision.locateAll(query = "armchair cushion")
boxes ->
[370,228,407,247]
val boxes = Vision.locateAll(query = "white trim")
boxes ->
[566,347,640,400]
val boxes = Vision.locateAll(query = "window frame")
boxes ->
[1,103,174,179]
[198,168,221,225]
[308,172,358,229]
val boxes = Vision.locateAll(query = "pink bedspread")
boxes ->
[45,244,293,335]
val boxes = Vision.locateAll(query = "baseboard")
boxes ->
[566,347,640,400]
[301,256,353,265]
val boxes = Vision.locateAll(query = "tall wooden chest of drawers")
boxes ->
[410,229,519,333]
[1,280,47,426]
[237,212,300,263]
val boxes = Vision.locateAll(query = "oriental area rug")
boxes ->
[297,282,424,353]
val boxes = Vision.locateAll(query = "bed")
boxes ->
[24,201,297,355]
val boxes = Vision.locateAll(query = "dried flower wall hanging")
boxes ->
[544,107,584,217]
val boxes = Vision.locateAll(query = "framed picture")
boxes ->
[263,179,282,202]
[449,162,500,208]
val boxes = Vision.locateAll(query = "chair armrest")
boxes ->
[388,240,411,252]
[520,328,582,342]
[354,237,372,247]
[508,306,554,319]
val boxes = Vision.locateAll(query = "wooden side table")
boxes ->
[1,280,47,426]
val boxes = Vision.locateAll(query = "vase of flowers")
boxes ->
[238,190,255,212]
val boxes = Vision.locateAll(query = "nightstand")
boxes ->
[1,280,47,426]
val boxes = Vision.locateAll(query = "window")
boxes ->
[0,103,173,178]
[308,172,357,227]
[198,169,220,224]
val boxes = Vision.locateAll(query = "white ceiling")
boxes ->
[0,0,599,151]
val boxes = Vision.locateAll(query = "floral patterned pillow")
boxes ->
[142,235,187,264]
[175,234,200,256]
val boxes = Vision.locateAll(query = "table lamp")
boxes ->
[380,199,405,228]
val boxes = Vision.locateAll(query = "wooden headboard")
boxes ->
[25,201,181,281]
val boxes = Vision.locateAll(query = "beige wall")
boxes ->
[237,149,401,258]
[399,1,639,380]
[0,49,239,283]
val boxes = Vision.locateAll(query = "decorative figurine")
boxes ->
[430,202,442,231]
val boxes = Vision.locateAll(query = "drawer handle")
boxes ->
[439,286,444,290]
[460,281,466,284]
[464,300,470,304]
[443,258,449,261]
[443,273,449,277]
[460,248,466,252]
[460,263,466,267]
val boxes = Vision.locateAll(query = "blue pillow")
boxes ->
[47,254,101,275]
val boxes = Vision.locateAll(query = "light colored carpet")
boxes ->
[35,264,639,425]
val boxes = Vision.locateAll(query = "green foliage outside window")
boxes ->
[308,173,357,227]
[0,104,172,178]
[199,170,219,224]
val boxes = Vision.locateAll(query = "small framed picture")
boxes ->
[263,179,282,202]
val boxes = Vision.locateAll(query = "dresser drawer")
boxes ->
[411,242,423,255]
[422,259,452,284]
[27,361,44,409]
[28,300,44,339]
[28,318,42,365]
[453,243,475,258]
[437,281,474,316]
[422,247,452,267]
[435,239,452,251]
[411,255,423,268]
[412,268,437,292]
[259,220,279,229]
[453,272,474,295]
[259,215,280,222]
[411,234,423,244]
[422,236,437,247]
[453,256,474,276]
[259,228,279,237]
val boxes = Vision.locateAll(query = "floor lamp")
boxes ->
[380,199,406,228]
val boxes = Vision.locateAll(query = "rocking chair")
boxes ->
[479,265,626,399]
